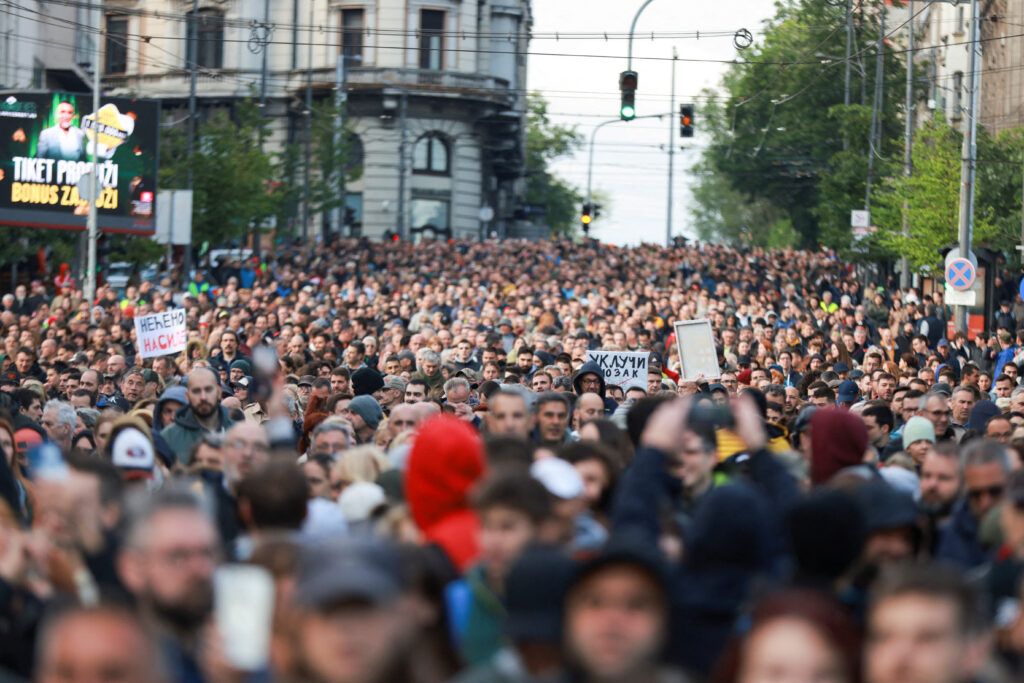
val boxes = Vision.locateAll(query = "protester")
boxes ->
[1,236,1023,681]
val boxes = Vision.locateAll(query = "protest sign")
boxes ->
[674,319,721,382]
[134,308,186,359]
[585,350,649,392]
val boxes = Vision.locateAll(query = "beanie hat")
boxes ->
[810,407,869,485]
[351,367,385,397]
[901,416,936,450]
[966,399,1001,431]
[229,359,252,375]
[347,395,383,430]
[785,489,865,581]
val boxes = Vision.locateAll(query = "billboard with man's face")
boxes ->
[0,92,159,234]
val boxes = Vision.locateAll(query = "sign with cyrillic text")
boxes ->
[134,309,186,359]
[585,350,649,392]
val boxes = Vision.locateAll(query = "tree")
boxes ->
[280,98,363,237]
[872,115,1014,274]
[160,99,281,245]
[524,94,585,235]
[693,0,919,248]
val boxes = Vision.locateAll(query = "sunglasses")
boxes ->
[967,485,1004,501]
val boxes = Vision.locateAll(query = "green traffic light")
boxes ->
[621,105,635,120]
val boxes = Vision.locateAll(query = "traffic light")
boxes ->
[680,104,694,138]
[619,70,638,121]
[581,203,593,234]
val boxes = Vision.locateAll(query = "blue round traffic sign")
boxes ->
[946,258,976,292]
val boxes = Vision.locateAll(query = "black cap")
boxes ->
[295,539,404,608]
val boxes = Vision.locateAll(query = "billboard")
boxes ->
[0,92,159,234]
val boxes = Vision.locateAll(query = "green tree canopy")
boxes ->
[525,94,585,235]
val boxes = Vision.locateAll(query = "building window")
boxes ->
[952,71,963,119]
[105,15,128,74]
[419,10,445,70]
[412,133,449,175]
[410,198,450,239]
[341,9,364,63]
[186,9,224,69]
[956,6,965,33]
[347,133,364,171]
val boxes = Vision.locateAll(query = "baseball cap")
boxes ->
[382,375,406,392]
[110,427,155,480]
[849,369,865,380]
[833,361,850,374]
[298,375,315,388]
[295,539,404,608]
[931,382,952,397]
[836,380,859,403]
[14,428,43,459]
[531,458,584,500]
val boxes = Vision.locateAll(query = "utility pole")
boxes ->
[303,0,314,242]
[184,0,197,287]
[954,0,982,332]
[83,0,102,305]
[666,48,676,247]
[329,53,348,237]
[900,0,914,289]
[844,0,852,109]
[397,87,408,240]
[864,6,886,213]
[253,0,271,259]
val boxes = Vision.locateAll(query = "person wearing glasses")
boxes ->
[936,439,1011,569]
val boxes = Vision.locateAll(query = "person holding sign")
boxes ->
[572,360,620,416]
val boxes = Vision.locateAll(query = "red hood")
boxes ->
[810,407,868,485]
[405,415,486,534]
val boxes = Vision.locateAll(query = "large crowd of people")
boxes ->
[1,236,1024,682]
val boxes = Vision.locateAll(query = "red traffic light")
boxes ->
[619,70,638,91]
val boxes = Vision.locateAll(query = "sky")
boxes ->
[526,0,779,246]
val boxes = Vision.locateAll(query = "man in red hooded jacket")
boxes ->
[404,415,487,572]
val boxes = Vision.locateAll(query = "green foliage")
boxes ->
[692,0,922,249]
[160,99,281,244]
[872,115,1017,274]
[283,98,363,229]
[108,234,165,269]
[872,115,962,273]
[525,94,585,235]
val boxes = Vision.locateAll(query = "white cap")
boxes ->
[337,482,387,522]
[530,457,584,500]
[111,428,154,472]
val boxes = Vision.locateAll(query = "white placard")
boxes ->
[134,308,187,359]
[585,350,649,392]
[944,283,977,307]
[214,565,275,670]
[674,319,722,382]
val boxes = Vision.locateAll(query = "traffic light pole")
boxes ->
[667,48,676,247]
[585,112,670,224]
[627,0,658,71]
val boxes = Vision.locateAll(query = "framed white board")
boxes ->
[674,319,721,382]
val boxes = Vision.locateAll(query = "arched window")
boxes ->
[412,133,449,175]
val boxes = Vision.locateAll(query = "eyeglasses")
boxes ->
[967,485,1004,502]
[927,409,951,417]
[226,439,270,455]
